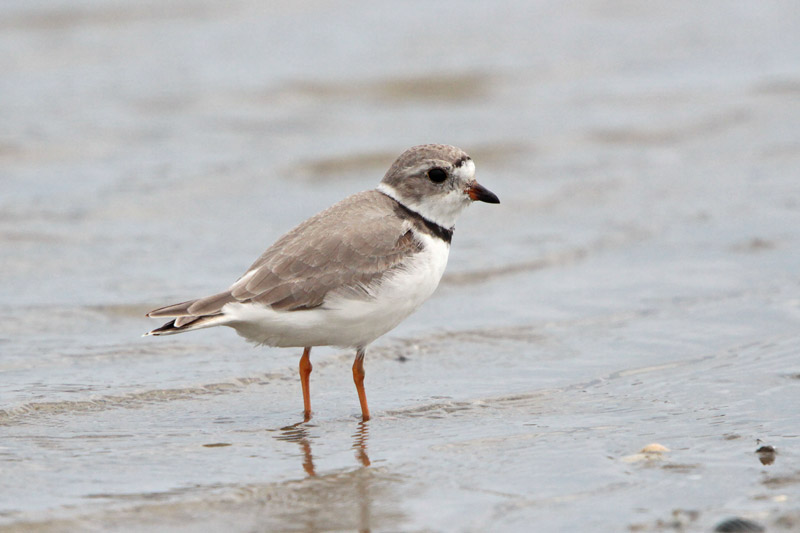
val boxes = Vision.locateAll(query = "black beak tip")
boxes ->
[484,191,500,204]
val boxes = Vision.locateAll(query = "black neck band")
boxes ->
[384,194,454,244]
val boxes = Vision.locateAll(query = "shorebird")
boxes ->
[146,144,499,420]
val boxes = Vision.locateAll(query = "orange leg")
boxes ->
[299,347,312,421]
[352,348,370,421]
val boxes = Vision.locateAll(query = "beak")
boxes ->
[467,181,500,204]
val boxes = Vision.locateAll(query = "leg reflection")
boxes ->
[353,420,372,533]
[276,420,316,477]
[352,420,371,467]
[274,420,372,479]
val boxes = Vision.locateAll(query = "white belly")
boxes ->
[222,234,450,348]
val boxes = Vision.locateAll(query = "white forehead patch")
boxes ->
[453,159,475,181]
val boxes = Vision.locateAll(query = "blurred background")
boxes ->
[2,1,800,531]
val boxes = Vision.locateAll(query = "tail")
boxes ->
[144,314,227,336]
[144,295,231,337]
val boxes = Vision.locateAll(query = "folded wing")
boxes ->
[146,191,421,328]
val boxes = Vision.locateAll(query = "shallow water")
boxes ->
[2,1,800,531]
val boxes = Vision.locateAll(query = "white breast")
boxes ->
[222,232,450,348]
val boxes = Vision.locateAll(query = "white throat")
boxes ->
[377,183,471,229]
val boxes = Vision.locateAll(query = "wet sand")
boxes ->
[2,1,800,531]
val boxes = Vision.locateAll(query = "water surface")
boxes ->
[2,1,800,531]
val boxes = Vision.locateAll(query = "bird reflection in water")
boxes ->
[275,419,371,477]
[273,420,378,533]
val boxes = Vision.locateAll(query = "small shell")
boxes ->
[640,443,670,453]
[621,443,670,463]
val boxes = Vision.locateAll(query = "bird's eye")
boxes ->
[427,167,447,183]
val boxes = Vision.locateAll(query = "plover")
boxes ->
[146,144,499,421]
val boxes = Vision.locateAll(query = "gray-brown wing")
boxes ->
[170,190,421,318]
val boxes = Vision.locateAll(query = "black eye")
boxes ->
[428,167,447,183]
